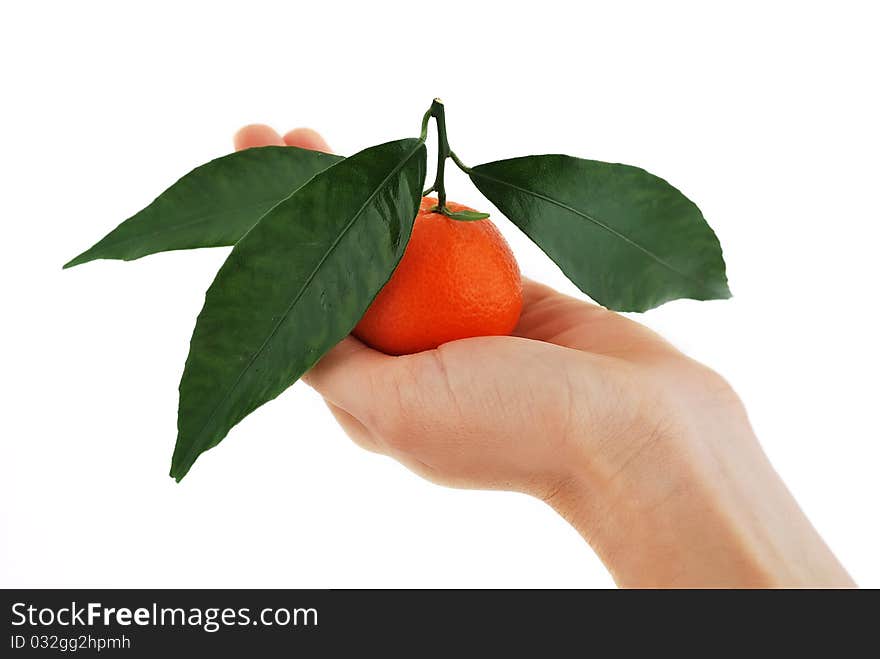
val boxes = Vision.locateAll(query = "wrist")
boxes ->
[547,364,853,587]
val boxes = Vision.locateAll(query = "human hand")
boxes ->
[235,125,853,587]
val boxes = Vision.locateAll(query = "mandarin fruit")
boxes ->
[354,197,522,355]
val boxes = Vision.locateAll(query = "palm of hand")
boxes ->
[307,279,730,500]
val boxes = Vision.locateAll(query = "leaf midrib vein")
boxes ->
[179,141,422,466]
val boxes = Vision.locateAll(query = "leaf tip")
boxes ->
[169,449,194,483]
[168,462,188,483]
[63,253,89,269]
[710,278,733,302]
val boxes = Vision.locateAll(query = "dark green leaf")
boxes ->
[470,155,730,312]
[64,146,341,268]
[170,138,426,480]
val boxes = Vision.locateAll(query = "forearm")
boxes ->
[550,383,854,588]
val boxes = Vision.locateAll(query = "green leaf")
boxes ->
[170,138,426,481]
[64,146,341,268]
[469,155,730,312]
[432,205,490,221]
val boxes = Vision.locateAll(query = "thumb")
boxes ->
[303,336,406,425]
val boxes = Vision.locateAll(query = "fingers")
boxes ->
[233,124,284,151]
[520,277,573,307]
[515,278,674,358]
[515,277,602,343]
[234,124,332,155]
[283,127,332,153]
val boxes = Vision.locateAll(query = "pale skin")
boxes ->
[235,124,854,588]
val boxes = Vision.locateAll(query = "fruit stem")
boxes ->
[421,99,480,214]
[427,98,451,209]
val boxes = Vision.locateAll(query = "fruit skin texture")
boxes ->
[354,197,523,355]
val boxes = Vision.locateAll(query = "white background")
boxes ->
[2,1,878,588]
